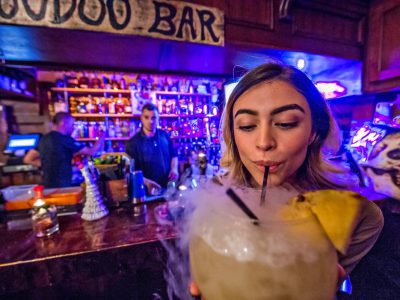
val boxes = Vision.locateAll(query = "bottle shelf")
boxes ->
[51,87,212,97]
[71,113,218,118]
[77,137,131,141]
[154,91,212,97]
[51,72,223,164]
[52,87,132,94]
[71,113,138,118]
[159,114,218,118]
[76,136,218,143]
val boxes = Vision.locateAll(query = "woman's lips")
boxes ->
[254,161,282,173]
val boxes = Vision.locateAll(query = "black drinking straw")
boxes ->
[260,166,270,206]
[226,188,260,225]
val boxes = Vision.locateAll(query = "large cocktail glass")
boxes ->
[189,208,337,300]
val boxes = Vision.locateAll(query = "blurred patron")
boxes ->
[24,112,104,188]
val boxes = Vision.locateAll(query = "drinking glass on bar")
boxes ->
[31,185,59,238]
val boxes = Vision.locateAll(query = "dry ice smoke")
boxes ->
[159,179,301,299]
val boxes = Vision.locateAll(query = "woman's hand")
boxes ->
[189,281,204,300]
[337,263,347,288]
[144,178,161,194]
[168,168,179,181]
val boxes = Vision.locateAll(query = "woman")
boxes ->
[189,62,383,297]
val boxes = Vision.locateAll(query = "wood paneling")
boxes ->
[226,0,274,30]
[364,0,400,93]
[293,8,363,45]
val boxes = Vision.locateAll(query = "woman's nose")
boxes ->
[256,126,276,151]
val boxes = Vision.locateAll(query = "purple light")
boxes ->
[350,124,386,162]
[315,81,347,99]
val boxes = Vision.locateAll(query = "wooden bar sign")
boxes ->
[0,0,224,46]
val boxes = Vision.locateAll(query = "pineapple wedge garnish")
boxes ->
[281,190,363,255]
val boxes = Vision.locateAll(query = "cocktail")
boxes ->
[188,187,339,300]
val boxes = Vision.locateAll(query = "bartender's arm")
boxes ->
[75,136,104,156]
[169,156,179,180]
[23,149,41,167]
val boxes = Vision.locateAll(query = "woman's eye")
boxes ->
[275,122,298,129]
[238,125,256,132]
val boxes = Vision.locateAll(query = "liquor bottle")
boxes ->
[194,97,203,114]
[78,98,87,114]
[65,71,78,88]
[157,96,163,114]
[115,118,122,137]
[203,97,209,115]
[153,76,162,91]
[165,99,172,114]
[108,121,116,138]
[97,97,104,114]
[171,80,178,92]
[78,71,89,88]
[108,96,116,114]
[121,120,130,137]
[86,95,95,113]
[145,75,153,91]
[111,73,120,90]
[94,96,100,113]
[128,75,137,90]
[83,121,89,137]
[99,121,106,135]
[211,104,219,116]
[116,94,125,114]
[55,75,65,88]
[119,73,127,90]
[91,72,102,89]
[103,74,111,89]
[170,98,177,114]
[211,85,219,103]
[188,80,195,94]
[163,77,169,92]
[69,96,77,113]
[210,120,218,139]
[54,94,68,113]
[203,117,211,144]
[124,97,132,114]
[188,97,194,115]
[180,97,188,115]
[88,122,95,138]
[179,79,186,93]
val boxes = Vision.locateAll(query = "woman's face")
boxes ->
[232,80,314,187]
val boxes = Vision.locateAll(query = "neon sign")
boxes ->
[350,124,386,162]
[315,81,347,99]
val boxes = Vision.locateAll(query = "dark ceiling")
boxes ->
[0,24,360,81]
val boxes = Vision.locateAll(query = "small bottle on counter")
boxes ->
[127,170,147,217]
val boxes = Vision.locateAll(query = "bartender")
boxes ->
[125,103,179,193]
[23,112,104,188]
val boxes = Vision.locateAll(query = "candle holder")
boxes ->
[31,186,59,237]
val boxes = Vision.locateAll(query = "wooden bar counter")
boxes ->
[0,201,176,299]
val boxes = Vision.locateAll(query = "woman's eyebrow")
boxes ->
[234,109,258,118]
[270,104,305,116]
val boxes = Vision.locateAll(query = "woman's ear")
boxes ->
[308,132,317,145]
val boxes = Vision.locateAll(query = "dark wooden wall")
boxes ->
[0,0,369,75]
[364,0,400,93]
